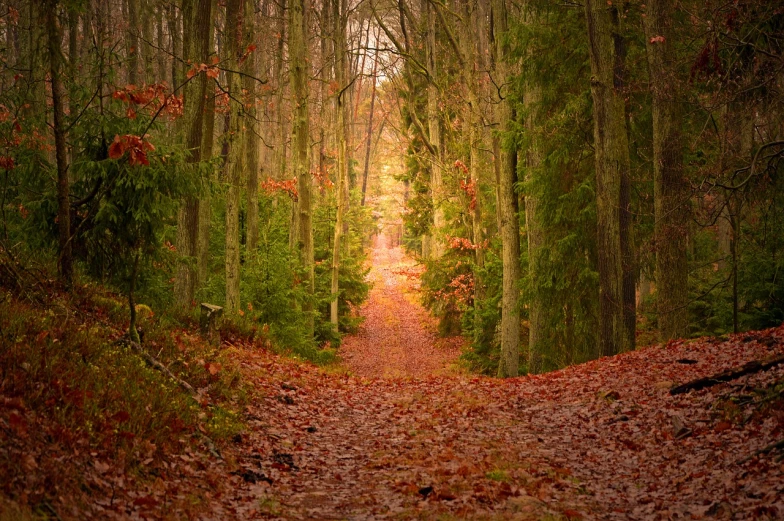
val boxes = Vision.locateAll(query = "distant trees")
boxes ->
[2,0,783,373]
[385,0,784,375]
[1,0,372,357]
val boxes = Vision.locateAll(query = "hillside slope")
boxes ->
[1,284,783,520]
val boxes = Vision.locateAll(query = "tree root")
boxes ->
[738,438,784,464]
[670,355,784,395]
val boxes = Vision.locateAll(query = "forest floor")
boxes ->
[339,233,463,378]
[2,241,784,520]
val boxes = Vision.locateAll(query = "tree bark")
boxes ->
[224,0,245,313]
[643,0,688,342]
[46,0,73,288]
[126,0,140,85]
[584,0,631,357]
[360,32,379,207]
[198,5,217,289]
[290,0,314,336]
[525,82,545,374]
[424,0,444,259]
[330,0,348,328]
[493,0,520,378]
[244,0,260,253]
[174,0,212,308]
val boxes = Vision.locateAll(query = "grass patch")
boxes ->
[485,469,511,482]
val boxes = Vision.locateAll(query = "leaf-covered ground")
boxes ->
[2,243,784,519]
[339,236,463,378]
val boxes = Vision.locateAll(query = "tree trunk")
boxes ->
[424,0,444,259]
[493,0,520,378]
[46,0,73,288]
[198,9,217,289]
[244,0,260,253]
[290,0,314,336]
[584,0,631,357]
[174,0,212,308]
[643,0,688,341]
[330,0,348,328]
[525,84,545,374]
[126,0,140,85]
[360,34,379,207]
[224,0,245,313]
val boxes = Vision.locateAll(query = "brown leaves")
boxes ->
[108,134,155,166]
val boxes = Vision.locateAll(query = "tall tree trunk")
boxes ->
[424,0,444,259]
[198,3,217,289]
[643,0,688,341]
[585,0,631,357]
[126,0,140,85]
[174,0,212,308]
[457,0,487,349]
[224,0,245,313]
[244,0,260,253]
[525,81,545,374]
[290,0,314,336]
[360,33,379,207]
[46,0,73,288]
[493,0,520,377]
[330,0,349,327]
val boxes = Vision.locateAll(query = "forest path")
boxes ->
[227,327,784,520]
[338,234,463,378]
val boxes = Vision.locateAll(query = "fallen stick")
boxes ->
[128,340,196,395]
[738,438,784,464]
[128,340,222,459]
[670,354,784,395]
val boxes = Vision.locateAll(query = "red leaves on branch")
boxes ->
[186,63,220,80]
[446,235,486,252]
[311,167,334,192]
[261,177,298,200]
[0,156,14,170]
[108,134,155,166]
[112,83,183,119]
[455,161,478,210]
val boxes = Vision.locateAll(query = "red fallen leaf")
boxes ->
[9,411,27,436]
[563,509,583,520]
[112,410,131,423]
[133,495,159,508]
[247,44,257,53]
[715,421,732,432]
[118,430,136,440]
[205,362,222,375]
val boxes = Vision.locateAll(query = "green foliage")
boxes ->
[420,244,474,337]
[312,188,372,344]
[460,245,502,375]
[507,3,600,370]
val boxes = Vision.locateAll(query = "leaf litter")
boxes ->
[2,242,783,519]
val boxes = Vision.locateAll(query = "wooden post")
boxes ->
[200,303,223,346]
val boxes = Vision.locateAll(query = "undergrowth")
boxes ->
[0,281,252,513]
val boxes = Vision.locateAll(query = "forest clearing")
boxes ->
[2,0,784,518]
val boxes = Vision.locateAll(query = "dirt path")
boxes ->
[225,330,784,520]
[339,234,463,378]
